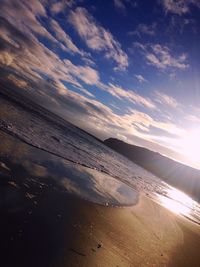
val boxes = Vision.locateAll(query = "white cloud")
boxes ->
[68,7,128,70]
[52,79,94,97]
[161,0,200,15]
[49,80,184,143]
[136,43,189,70]
[50,19,85,56]
[78,88,95,97]
[0,0,101,96]
[7,74,29,89]
[129,23,156,36]
[0,1,144,108]
[134,74,148,83]
[0,0,91,59]
[64,59,100,85]
[0,0,58,43]
[0,51,13,66]
[150,44,188,69]
[154,91,179,108]
[50,0,75,14]
[122,109,186,137]
[185,114,200,122]
[107,83,155,109]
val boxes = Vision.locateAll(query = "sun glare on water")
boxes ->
[158,187,192,216]
[157,186,200,224]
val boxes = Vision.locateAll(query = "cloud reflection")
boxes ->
[0,130,139,206]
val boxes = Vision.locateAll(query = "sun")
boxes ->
[179,129,200,164]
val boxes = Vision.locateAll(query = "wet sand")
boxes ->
[0,131,200,266]
[1,182,200,267]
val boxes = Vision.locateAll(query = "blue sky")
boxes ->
[1,0,200,168]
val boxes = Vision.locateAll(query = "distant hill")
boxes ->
[104,138,200,202]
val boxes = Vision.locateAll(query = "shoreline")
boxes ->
[1,127,200,224]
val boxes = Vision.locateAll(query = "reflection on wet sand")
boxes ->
[0,130,138,207]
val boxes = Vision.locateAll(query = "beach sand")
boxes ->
[1,185,200,267]
[0,131,200,267]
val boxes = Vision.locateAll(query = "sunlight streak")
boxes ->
[157,187,200,224]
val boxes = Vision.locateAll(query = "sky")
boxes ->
[0,0,200,168]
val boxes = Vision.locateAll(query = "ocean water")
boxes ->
[1,94,200,224]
